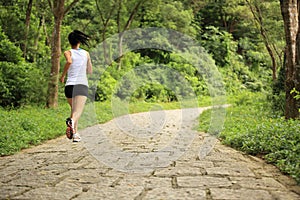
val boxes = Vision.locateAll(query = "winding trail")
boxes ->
[0,107,299,200]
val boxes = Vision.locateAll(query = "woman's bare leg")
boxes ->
[65,98,74,139]
[67,98,73,117]
[71,95,87,133]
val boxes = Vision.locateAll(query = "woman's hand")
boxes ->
[60,75,65,83]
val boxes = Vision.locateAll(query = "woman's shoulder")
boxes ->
[63,50,72,59]
[64,50,72,55]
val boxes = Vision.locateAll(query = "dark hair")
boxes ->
[68,30,90,46]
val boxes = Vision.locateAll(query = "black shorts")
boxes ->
[64,85,88,98]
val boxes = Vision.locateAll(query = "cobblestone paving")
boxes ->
[0,108,299,200]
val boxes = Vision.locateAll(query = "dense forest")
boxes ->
[0,0,299,182]
[0,0,290,110]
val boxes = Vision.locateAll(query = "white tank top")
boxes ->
[66,48,88,86]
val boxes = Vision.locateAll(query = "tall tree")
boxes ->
[116,0,144,70]
[198,0,248,34]
[23,0,33,59]
[279,0,300,119]
[95,0,117,64]
[46,0,80,108]
[246,0,281,81]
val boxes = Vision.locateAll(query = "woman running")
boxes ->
[60,30,92,142]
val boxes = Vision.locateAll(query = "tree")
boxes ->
[279,0,300,119]
[198,0,249,34]
[94,0,144,69]
[95,0,117,64]
[246,0,282,81]
[116,0,144,70]
[23,0,33,59]
[46,0,80,108]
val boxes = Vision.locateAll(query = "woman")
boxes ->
[60,30,92,142]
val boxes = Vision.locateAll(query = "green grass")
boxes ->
[0,96,213,156]
[0,105,69,156]
[198,91,300,184]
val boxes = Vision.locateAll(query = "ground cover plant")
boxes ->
[198,92,300,183]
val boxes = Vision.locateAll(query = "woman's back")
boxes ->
[66,48,88,86]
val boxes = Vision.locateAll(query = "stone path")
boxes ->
[0,108,299,200]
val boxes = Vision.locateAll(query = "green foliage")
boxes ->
[197,0,283,96]
[291,88,300,113]
[0,0,275,107]
[199,25,269,94]
[0,105,68,156]
[238,37,269,70]
[0,2,25,44]
[94,70,117,101]
[200,26,236,67]
[269,66,286,115]
[0,28,23,63]
[131,83,177,103]
[91,51,201,102]
[291,88,300,100]
[219,57,266,94]
[198,92,300,183]
[0,39,23,64]
[140,0,197,36]
[198,0,253,36]
[0,61,47,107]
[268,91,285,116]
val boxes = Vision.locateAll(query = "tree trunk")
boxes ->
[116,0,144,70]
[33,15,44,62]
[280,0,300,119]
[254,3,278,81]
[46,0,80,108]
[96,0,116,64]
[23,0,33,59]
[116,0,122,70]
[43,15,50,46]
[246,0,278,81]
[118,32,123,70]
[46,12,64,108]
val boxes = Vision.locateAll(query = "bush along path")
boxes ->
[0,108,299,200]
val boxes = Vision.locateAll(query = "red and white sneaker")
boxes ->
[72,133,81,142]
[65,118,75,139]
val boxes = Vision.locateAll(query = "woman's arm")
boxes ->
[86,52,93,75]
[60,50,72,83]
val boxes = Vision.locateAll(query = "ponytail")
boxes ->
[68,30,90,46]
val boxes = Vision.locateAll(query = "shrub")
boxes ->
[0,105,69,156]
[0,27,23,64]
[198,92,300,183]
[0,61,47,107]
